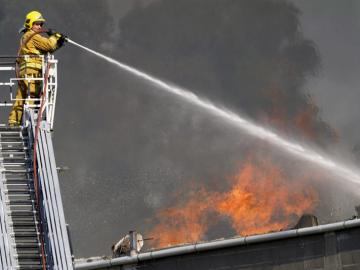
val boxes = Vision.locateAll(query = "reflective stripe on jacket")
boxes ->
[18,30,58,72]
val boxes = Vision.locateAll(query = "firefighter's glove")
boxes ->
[46,28,56,36]
[55,33,67,48]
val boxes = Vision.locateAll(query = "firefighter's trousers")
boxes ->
[8,71,41,126]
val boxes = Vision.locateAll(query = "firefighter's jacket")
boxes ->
[18,30,59,73]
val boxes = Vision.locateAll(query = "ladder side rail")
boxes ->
[50,59,58,130]
[25,110,58,269]
[37,124,65,269]
[37,129,59,269]
[41,124,73,269]
[45,57,58,130]
[26,109,73,269]
[0,169,16,269]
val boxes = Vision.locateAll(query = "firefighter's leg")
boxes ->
[26,76,41,107]
[8,80,28,126]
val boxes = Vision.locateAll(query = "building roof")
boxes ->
[75,218,360,270]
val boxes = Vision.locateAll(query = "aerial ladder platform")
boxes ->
[0,55,74,269]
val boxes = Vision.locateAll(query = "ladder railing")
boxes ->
[0,55,58,130]
[24,109,73,270]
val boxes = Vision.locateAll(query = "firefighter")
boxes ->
[8,10,66,126]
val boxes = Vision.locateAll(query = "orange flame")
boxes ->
[148,188,218,247]
[149,156,319,248]
[216,159,318,236]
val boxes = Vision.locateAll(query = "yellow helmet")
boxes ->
[24,11,46,29]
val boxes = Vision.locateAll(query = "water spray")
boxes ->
[66,38,360,187]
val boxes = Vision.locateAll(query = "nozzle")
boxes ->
[45,29,68,43]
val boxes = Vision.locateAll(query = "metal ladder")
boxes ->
[1,56,74,269]
[1,126,43,270]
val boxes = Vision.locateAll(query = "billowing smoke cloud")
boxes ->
[0,0,359,258]
[118,0,340,145]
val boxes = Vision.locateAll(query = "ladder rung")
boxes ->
[10,218,38,223]
[0,151,26,155]
[13,242,41,248]
[8,193,32,197]
[4,169,32,173]
[9,211,37,217]
[18,266,42,270]
[0,127,21,132]
[0,147,29,151]
[15,252,41,261]
[17,262,42,267]
[5,182,29,187]
[6,187,34,191]
[10,205,34,212]
[11,220,39,226]
[13,237,39,243]
[0,140,24,143]
[16,248,40,255]
[5,176,32,181]
[0,155,27,160]
[0,139,24,143]
[5,183,29,187]
[13,228,37,234]
[0,131,21,135]
[4,177,32,182]
[11,231,39,236]
[18,264,43,269]
[6,199,34,204]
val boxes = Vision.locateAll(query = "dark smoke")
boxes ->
[118,0,342,146]
[0,0,359,258]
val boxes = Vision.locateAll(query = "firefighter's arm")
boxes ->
[31,33,59,52]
